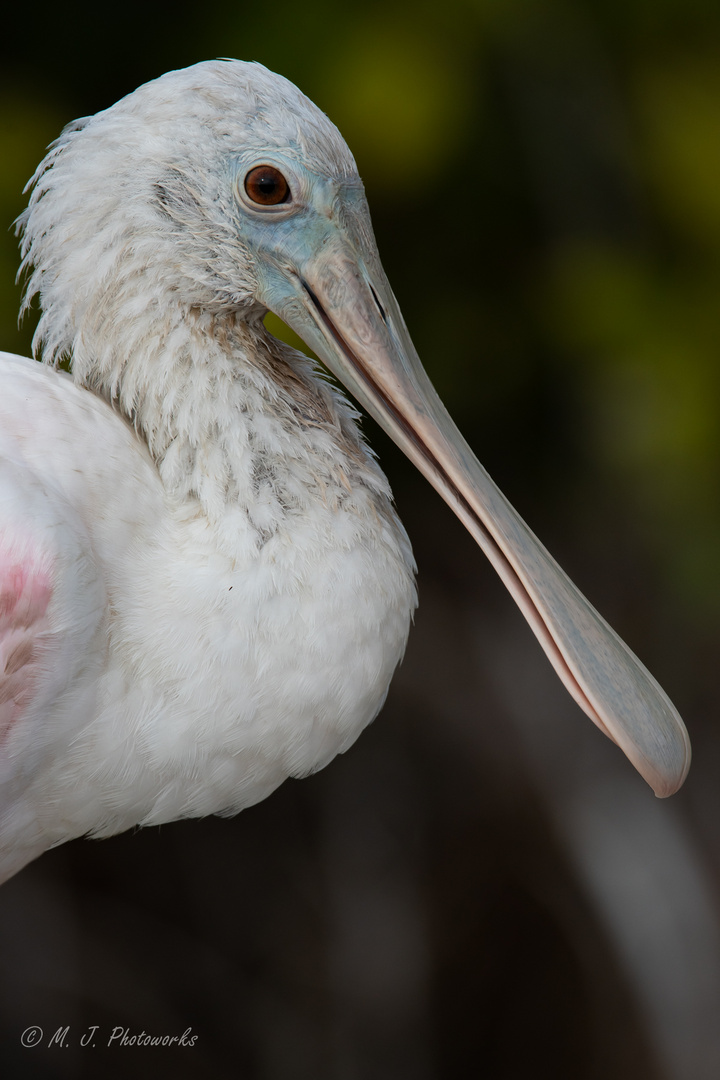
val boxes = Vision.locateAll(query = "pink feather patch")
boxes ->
[0,542,53,743]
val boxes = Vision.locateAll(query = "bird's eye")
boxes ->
[244,165,290,206]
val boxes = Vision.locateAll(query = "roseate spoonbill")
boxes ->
[0,60,690,884]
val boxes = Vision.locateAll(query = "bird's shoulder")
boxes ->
[0,351,169,545]
[0,355,162,773]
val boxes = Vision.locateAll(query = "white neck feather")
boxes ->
[60,285,388,550]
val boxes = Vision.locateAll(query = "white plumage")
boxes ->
[0,60,689,884]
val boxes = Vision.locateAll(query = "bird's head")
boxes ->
[18,59,690,797]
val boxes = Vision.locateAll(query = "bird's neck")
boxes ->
[71,307,381,538]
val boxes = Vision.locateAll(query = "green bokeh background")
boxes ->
[2,2,720,1078]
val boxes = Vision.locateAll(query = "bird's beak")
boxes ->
[260,193,691,797]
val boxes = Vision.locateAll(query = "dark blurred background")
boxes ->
[2,1,720,1077]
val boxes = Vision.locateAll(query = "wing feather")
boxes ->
[0,352,164,879]
[0,531,54,743]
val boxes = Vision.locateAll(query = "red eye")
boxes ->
[244,165,290,206]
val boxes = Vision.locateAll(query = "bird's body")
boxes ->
[0,60,689,883]
[0,337,413,880]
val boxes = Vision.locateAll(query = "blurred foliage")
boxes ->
[2,0,720,621]
[0,94,64,358]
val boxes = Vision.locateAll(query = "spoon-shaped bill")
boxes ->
[266,218,691,798]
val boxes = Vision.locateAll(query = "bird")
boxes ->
[0,59,690,884]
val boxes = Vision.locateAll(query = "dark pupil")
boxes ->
[257,173,277,196]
